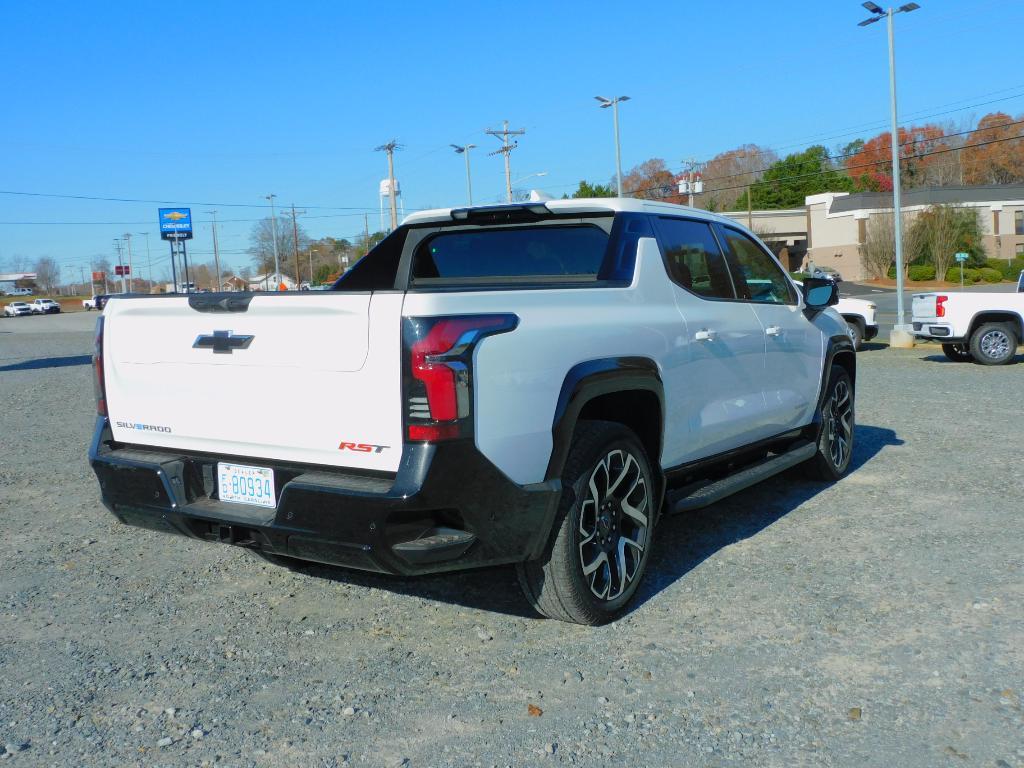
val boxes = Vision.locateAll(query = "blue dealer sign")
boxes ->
[159,208,193,240]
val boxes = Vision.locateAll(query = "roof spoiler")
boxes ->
[450,202,551,224]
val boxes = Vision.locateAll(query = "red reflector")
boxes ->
[935,295,947,317]
[408,423,460,442]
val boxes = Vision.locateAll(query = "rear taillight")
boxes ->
[403,314,518,442]
[93,316,107,416]
[936,295,947,317]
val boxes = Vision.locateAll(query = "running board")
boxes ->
[668,441,816,513]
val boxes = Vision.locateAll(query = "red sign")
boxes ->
[114,265,131,276]
[91,271,105,281]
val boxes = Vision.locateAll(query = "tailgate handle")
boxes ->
[189,294,254,313]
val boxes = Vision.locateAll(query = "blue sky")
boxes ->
[2,0,1023,281]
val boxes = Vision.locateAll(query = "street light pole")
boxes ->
[138,232,152,292]
[451,144,476,205]
[859,1,920,346]
[266,194,280,289]
[596,96,630,196]
[122,233,134,293]
[204,211,221,291]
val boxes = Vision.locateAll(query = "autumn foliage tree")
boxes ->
[700,144,778,211]
[962,112,1024,184]
[844,124,950,191]
[619,158,685,204]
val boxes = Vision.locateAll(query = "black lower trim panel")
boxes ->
[89,418,560,576]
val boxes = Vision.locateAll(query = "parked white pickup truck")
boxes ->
[89,198,856,624]
[796,282,877,349]
[912,291,1024,364]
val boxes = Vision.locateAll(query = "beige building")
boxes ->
[724,184,1024,281]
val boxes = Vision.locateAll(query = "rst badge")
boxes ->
[338,442,390,454]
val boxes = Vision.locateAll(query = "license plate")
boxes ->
[217,462,276,508]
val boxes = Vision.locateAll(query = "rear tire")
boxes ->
[941,343,973,362]
[517,421,657,625]
[969,323,1017,365]
[805,365,855,481]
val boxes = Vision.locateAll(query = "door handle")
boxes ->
[765,325,782,337]
[694,328,715,342]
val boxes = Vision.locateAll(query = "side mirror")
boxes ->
[802,277,838,310]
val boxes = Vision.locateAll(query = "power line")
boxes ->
[0,189,378,211]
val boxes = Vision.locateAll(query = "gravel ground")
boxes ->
[1,312,1022,767]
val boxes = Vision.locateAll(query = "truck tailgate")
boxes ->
[102,292,404,473]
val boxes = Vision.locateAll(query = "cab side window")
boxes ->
[717,226,797,305]
[654,217,735,300]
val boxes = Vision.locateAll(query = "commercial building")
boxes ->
[723,184,1024,280]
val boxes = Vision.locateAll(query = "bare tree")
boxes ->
[248,216,310,279]
[860,214,896,279]
[34,257,60,294]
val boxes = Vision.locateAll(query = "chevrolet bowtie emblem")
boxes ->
[163,211,188,220]
[193,330,254,354]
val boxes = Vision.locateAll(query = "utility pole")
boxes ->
[364,214,370,256]
[266,194,280,289]
[288,204,306,289]
[114,239,126,293]
[205,211,221,291]
[375,140,401,231]
[122,233,134,292]
[138,232,152,292]
[680,158,704,207]
[451,144,476,205]
[308,248,314,284]
[486,121,526,203]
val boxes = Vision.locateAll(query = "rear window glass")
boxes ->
[412,225,609,283]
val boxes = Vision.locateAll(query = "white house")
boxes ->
[248,272,297,291]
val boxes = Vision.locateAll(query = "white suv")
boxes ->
[90,198,855,624]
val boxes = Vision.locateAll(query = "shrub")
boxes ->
[789,271,810,281]
[908,265,936,281]
[887,265,897,279]
[979,267,1003,283]
[992,257,1024,279]
[945,266,981,283]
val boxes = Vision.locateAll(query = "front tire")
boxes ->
[517,421,657,625]
[805,365,855,481]
[844,319,864,350]
[941,343,973,362]
[969,323,1018,365]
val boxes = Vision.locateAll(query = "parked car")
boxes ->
[796,282,877,349]
[31,298,61,314]
[912,291,1024,364]
[810,266,843,283]
[4,301,33,317]
[94,295,111,311]
[90,198,855,625]
[83,296,98,310]
[5,287,34,296]
[1017,269,1023,293]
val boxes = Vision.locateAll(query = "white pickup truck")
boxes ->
[912,291,1024,364]
[89,198,856,624]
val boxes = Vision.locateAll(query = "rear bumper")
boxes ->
[89,418,561,575]
[911,321,963,342]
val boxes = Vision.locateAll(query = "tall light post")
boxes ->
[265,194,280,290]
[451,143,476,205]
[859,1,920,346]
[137,232,152,292]
[595,96,630,197]
[122,232,134,293]
[204,211,222,291]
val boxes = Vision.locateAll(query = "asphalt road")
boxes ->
[1,311,1022,767]
[842,281,1019,340]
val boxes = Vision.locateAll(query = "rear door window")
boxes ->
[653,217,735,299]
[411,225,609,285]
